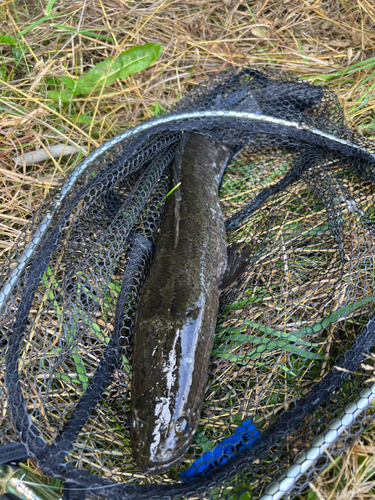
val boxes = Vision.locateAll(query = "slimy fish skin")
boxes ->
[131,133,229,475]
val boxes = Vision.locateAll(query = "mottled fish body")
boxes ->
[131,133,229,474]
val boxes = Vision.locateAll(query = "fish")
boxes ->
[130,132,233,474]
[129,78,328,475]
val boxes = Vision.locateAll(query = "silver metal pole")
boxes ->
[259,382,375,500]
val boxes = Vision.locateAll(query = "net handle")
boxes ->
[259,382,375,500]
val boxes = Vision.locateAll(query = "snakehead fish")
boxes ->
[131,133,231,474]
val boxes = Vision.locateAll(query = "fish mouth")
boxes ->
[135,442,191,475]
[132,413,194,474]
[132,425,192,475]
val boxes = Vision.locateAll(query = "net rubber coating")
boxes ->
[1,66,375,500]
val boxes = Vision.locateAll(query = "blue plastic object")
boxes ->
[181,419,261,480]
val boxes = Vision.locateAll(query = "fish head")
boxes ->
[131,299,211,475]
[131,406,194,474]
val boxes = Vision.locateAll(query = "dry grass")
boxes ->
[1,0,375,497]
[1,0,375,255]
[308,428,375,499]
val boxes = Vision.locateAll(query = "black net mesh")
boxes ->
[1,66,375,499]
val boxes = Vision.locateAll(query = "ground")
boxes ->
[1,0,375,498]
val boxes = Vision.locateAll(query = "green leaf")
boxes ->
[307,489,317,500]
[293,296,373,336]
[59,76,76,90]
[150,102,166,116]
[45,0,57,15]
[11,43,27,62]
[15,13,62,39]
[41,268,90,390]
[73,42,163,95]
[108,279,122,294]
[116,42,163,79]
[214,297,374,366]
[52,24,113,41]
[0,34,16,45]
[72,352,90,390]
[47,89,73,103]
[227,296,373,339]
[46,76,60,86]
[71,113,92,124]
[73,68,105,95]
[213,339,324,363]
[196,433,214,453]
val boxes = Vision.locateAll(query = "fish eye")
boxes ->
[175,416,188,435]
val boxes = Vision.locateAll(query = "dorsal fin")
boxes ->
[173,133,190,247]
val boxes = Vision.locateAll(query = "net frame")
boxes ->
[1,66,375,499]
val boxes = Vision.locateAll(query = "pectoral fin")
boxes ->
[219,242,251,293]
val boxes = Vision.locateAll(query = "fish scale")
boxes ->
[131,133,229,474]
